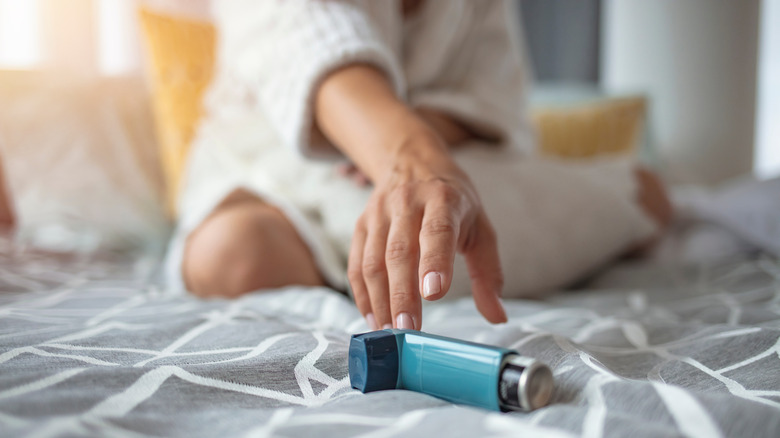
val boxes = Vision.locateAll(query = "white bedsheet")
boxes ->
[0,231,778,437]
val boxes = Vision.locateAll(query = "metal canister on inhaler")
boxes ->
[348,329,554,411]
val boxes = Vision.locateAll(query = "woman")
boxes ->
[166,0,671,331]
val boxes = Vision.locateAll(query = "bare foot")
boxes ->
[0,158,14,227]
[627,167,674,255]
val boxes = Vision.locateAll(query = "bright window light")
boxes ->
[0,0,41,68]
[755,0,780,179]
[96,0,140,76]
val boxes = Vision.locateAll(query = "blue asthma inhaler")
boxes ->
[348,329,554,411]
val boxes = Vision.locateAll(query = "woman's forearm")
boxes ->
[314,64,453,182]
[415,107,474,146]
[314,63,506,331]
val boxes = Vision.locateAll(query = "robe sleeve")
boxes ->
[409,0,534,151]
[213,0,406,158]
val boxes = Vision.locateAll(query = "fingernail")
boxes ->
[382,323,393,330]
[423,272,441,298]
[365,313,378,330]
[396,313,414,330]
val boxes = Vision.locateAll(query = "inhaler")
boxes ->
[348,329,554,411]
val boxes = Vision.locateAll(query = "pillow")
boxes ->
[138,7,216,215]
[0,71,168,253]
[532,95,646,158]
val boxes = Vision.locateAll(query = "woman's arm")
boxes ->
[335,108,476,186]
[415,107,475,147]
[315,64,506,330]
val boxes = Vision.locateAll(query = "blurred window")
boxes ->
[0,0,140,75]
[0,0,41,68]
[96,0,141,76]
[756,0,780,179]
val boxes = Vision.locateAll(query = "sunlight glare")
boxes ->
[0,0,41,68]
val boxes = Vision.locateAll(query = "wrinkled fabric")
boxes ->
[2,234,779,437]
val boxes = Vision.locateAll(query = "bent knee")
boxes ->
[183,203,323,297]
[184,206,275,297]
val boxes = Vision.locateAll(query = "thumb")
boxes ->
[463,213,507,324]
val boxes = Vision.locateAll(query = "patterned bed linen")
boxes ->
[1,238,779,437]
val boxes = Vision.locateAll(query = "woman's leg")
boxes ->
[182,189,325,298]
[317,149,672,302]
[629,166,674,254]
[446,150,661,299]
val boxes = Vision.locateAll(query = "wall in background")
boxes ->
[1,0,775,183]
[602,0,760,185]
[519,0,601,84]
[755,0,780,179]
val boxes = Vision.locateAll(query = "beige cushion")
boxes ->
[138,7,216,216]
[532,96,647,158]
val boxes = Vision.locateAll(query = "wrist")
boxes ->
[374,113,453,181]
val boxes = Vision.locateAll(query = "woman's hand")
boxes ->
[336,107,473,188]
[347,133,506,330]
[314,64,506,330]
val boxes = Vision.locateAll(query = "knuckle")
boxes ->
[472,267,503,287]
[367,204,382,221]
[366,196,385,217]
[391,184,415,206]
[432,180,461,205]
[385,239,414,264]
[420,251,447,268]
[389,288,412,307]
[361,255,386,277]
[422,217,457,237]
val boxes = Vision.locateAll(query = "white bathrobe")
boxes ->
[165,0,655,298]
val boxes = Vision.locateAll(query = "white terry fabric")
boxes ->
[165,0,655,297]
[203,0,534,158]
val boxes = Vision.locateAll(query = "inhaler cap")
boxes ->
[349,330,400,393]
[499,355,554,411]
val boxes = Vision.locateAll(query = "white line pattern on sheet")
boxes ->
[0,241,779,437]
[653,382,724,438]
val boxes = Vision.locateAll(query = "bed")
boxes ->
[1,59,779,438]
[1,227,779,438]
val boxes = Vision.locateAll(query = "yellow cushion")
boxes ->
[532,96,646,158]
[138,8,216,216]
